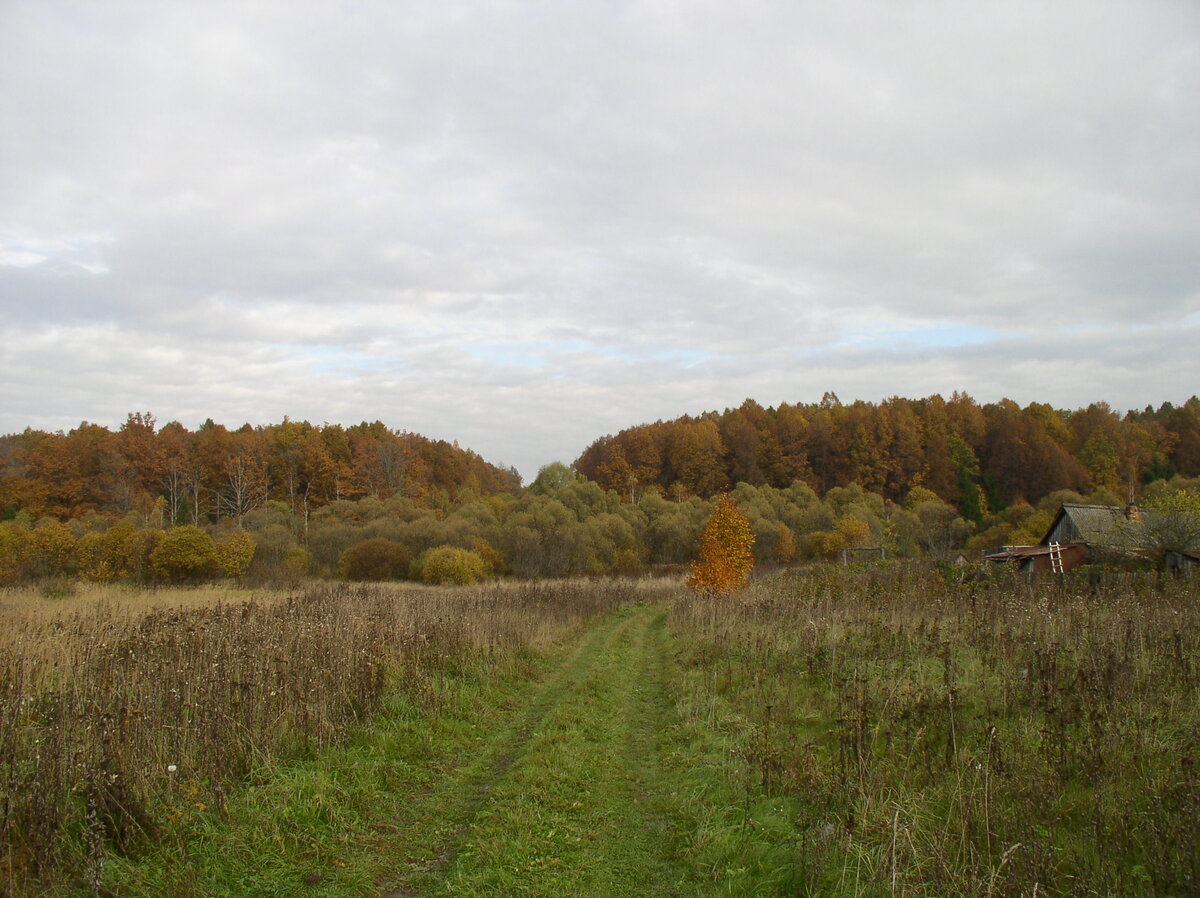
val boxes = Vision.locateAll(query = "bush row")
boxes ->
[0,517,489,588]
[0,521,253,585]
[9,470,1191,587]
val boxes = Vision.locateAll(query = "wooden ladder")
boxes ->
[1049,541,1064,574]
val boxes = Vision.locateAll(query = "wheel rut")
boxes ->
[381,605,653,897]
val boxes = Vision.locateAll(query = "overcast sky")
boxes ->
[2,1,1198,480]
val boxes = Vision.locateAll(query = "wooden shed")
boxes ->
[986,504,1140,575]
[1041,504,1134,548]
[985,542,1088,574]
[987,502,1196,577]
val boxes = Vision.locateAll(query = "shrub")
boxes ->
[772,523,796,563]
[338,538,411,581]
[412,545,487,585]
[248,523,298,584]
[101,522,140,580]
[216,530,256,580]
[78,523,152,582]
[150,526,218,584]
[282,546,312,585]
[471,537,503,576]
[0,522,32,585]
[30,520,77,578]
[125,529,162,584]
[306,522,358,576]
[76,531,108,581]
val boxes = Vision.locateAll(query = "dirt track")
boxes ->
[381,604,696,897]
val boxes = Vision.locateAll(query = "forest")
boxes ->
[575,393,1200,511]
[1,394,1198,586]
[0,414,520,524]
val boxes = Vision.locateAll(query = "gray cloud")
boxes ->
[2,0,1198,479]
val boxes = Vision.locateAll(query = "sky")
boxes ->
[2,0,1198,482]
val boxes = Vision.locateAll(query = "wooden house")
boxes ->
[1041,503,1132,549]
[987,504,1139,575]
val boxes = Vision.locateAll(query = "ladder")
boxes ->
[1049,541,1064,574]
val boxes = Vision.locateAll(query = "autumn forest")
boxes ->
[575,393,1200,511]
[1,393,1199,586]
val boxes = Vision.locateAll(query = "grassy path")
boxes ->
[104,601,737,898]
[383,604,696,897]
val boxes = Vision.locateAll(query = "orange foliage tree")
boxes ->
[687,495,755,594]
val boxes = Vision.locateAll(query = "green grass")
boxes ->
[30,569,1200,897]
[433,607,692,896]
[97,602,828,897]
[99,655,540,897]
[1,580,646,895]
[668,567,1200,897]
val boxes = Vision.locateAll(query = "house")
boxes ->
[986,504,1142,575]
[1041,503,1134,549]
[1165,549,1200,576]
[987,502,1199,576]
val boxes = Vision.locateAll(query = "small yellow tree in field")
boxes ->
[687,495,755,594]
[216,530,256,581]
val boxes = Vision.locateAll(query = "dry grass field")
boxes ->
[669,567,1200,896]
[0,579,651,896]
[3,569,1198,897]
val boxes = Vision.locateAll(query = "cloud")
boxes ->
[2,0,1198,479]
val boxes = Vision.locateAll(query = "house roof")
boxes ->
[997,545,1057,557]
[983,542,1089,570]
[1022,501,1200,567]
[1041,504,1135,547]
[985,546,1051,563]
[1039,502,1186,551]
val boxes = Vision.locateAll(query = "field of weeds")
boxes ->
[670,567,1200,896]
[5,570,1198,897]
[0,579,657,896]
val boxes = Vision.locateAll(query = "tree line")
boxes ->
[574,393,1200,516]
[9,450,1197,588]
[0,414,520,525]
[2,398,1199,588]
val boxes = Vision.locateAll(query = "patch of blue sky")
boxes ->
[466,339,713,367]
[0,236,110,273]
[547,339,595,355]
[295,345,383,376]
[464,343,549,369]
[643,346,712,365]
[557,341,713,366]
[840,323,999,350]
[0,245,44,268]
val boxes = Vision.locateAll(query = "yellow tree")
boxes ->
[216,530,257,581]
[687,495,755,594]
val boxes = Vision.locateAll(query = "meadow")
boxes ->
[1,569,1197,896]
[0,580,650,896]
[670,567,1200,896]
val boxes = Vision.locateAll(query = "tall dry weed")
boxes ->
[0,578,645,895]
[671,566,1200,896]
